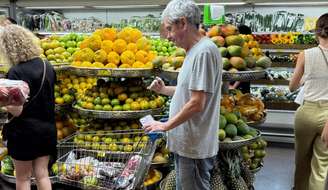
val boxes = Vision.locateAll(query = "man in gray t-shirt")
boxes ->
[145,0,222,189]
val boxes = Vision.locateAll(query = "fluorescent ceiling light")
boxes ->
[197,2,246,6]
[24,6,86,9]
[93,5,162,9]
[254,2,328,6]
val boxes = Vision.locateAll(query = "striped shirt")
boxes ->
[303,45,328,102]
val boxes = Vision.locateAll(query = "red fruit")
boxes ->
[8,87,25,106]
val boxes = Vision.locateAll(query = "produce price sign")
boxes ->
[203,4,225,26]
[304,17,318,32]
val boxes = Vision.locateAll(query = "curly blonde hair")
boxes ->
[0,25,41,65]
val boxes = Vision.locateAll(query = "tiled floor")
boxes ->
[0,145,295,190]
[254,145,295,190]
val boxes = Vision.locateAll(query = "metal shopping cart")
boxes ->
[56,130,163,190]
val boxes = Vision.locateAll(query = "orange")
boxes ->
[85,102,95,110]
[62,127,71,137]
[120,50,135,65]
[118,93,128,102]
[105,63,117,68]
[125,98,134,104]
[130,101,141,111]
[55,97,64,105]
[119,64,131,68]
[130,123,140,129]
[113,39,127,54]
[135,50,148,63]
[107,51,120,65]
[101,40,114,53]
[56,121,64,130]
[127,43,138,53]
[57,130,64,140]
[114,87,125,95]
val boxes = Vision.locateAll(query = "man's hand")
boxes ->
[321,120,328,147]
[147,77,166,94]
[144,121,169,133]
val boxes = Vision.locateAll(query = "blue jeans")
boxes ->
[174,154,215,190]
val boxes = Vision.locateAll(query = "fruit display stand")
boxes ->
[69,67,154,78]
[249,36,308,143]
[215,71,265,189]
[50,27,169,189]
[73,105,163,119]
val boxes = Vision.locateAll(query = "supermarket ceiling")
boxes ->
[0,0,326,8]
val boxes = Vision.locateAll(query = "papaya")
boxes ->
[225,35,245,46]
[172,56,184,69]
[219,47,228,57]
[221,24,238,37]
[173,48,186,57]
[229,67,239,73]
[240,45,250,58]
[244,56,256,68]
[206,25,222,37]
[227,45,242,57]
[152,56,166,68]
[256,56,272,69]
[211,36,225,47]
[222,57,231,70]
[230,57,247,70]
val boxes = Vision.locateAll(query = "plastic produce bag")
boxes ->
[0,79,29,107]
[294,86,304,105]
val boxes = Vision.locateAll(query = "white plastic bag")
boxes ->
[295,86,305,105]
[0,79,29,107]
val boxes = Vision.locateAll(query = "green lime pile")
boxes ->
[151,38,177,56]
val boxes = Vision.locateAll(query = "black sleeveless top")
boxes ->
[4,57,57,161]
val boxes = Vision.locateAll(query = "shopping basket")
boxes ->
[56,130,163,190]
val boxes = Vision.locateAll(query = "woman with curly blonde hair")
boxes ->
[0,24,56,190]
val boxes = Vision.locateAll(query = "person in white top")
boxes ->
[290,13,328,190]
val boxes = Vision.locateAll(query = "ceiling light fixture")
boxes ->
[23,6,86,9]
[196,2,246,6]
[93,5,162,9]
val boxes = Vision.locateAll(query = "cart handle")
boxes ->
[147,132,165,142]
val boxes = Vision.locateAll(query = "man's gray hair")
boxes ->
[161,0,201,27]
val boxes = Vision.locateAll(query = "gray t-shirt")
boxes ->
[168,37,222,159]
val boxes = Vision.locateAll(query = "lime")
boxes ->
[93,97,102,105]
[94,104,103,110]
[113,105,123,111]
[111,99,120,106]
[101,98,110,105]
[123,104,131,111]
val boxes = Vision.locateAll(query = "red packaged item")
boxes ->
[0,79,29,107]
